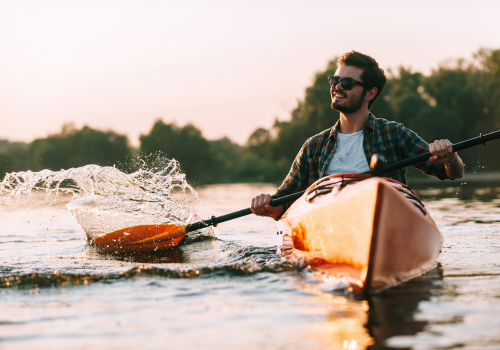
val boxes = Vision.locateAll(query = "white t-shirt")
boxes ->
[325,130,370,175]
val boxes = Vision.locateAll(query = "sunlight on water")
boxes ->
[0,160,202,245]
[1,181,500,349]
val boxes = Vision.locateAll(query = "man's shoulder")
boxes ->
[370,115,403,131]
[304,127,333,144]
[370,115,425,146]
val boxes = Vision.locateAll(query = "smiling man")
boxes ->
[251,50,464,218]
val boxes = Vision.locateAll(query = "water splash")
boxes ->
[0,159,202,244]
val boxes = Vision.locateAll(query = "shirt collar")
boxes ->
[365,113,377,131]
[329,113,376,140]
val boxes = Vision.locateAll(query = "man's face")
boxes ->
[331,65,367,114]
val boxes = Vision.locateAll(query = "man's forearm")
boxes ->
[445,154,464,179]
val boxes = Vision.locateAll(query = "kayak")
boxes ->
[276,174,443,293]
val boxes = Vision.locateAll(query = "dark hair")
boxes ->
[338,51,387,109]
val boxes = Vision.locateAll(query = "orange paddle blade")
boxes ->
[93,224,187,252]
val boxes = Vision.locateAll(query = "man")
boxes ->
[251,51,464,218]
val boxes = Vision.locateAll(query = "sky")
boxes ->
[1,0,500,147]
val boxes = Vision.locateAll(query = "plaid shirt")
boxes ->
[274,114,449,200]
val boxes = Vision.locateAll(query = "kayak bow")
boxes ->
[277,174,442,293]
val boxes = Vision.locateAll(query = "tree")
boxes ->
[246,128,272,159]
[409,107,463,142]
[140,120,216,185]
[27,125,131,171]
[0,153,16,180]
[0,140,29,174]
[209,137,242,183]
[383,68,427,126]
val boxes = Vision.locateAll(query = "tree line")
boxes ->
[1,48,499,185]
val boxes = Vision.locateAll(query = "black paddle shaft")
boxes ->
[185,192,303,232]
[378,130,500,174]
[185,130,500,233]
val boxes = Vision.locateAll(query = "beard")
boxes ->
[331,88,366,114]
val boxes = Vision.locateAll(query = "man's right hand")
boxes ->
[250,194,283,218]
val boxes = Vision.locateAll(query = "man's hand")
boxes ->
[250,194,283,218]
[429,139,464,179]
[429,139,456,165]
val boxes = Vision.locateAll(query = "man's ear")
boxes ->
[366,87,378,101]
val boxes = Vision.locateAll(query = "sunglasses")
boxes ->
[328,76,367,90]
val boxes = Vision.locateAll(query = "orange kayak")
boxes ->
[277,174,443,293]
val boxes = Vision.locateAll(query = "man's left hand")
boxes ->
[429,139,457,165]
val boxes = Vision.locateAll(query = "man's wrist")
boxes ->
[270,205,283,218]
[444,153,464,178]
[444,152,458,167]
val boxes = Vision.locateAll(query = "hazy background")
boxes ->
[2,0,500,145]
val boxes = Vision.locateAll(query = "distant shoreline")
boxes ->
[409,171,500,186]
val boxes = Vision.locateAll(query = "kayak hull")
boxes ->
[277,175,442,293]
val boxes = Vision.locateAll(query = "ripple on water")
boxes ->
[2,180,500,349]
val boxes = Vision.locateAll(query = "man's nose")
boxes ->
[331,82,342,90]
[333,80,343,90]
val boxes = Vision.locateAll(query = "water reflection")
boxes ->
[86,236,224,265]
[103,246,187,264]
[411,180,500,202]
[303,266,443,349]
[366,266,443,349]
[302,285,374,349]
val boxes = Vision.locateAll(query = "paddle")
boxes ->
[185,130,500,233]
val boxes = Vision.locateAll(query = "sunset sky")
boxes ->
[1,0,500,146]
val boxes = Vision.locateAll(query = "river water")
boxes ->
[1,180,500,349]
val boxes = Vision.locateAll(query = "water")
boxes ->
[1,176,500,349]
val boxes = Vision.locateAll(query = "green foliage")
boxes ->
[236,153,284,183]
[27,125,131,171]
[233,128,285,182]
[0,140,29,178]
[140,120,220,185]
[0,153,16,180]
[379,68,427,126]
[409,107,463,142]
[208,137,243,183]
[246,128,272,159]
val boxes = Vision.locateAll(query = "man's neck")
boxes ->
[338,109,370,134]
